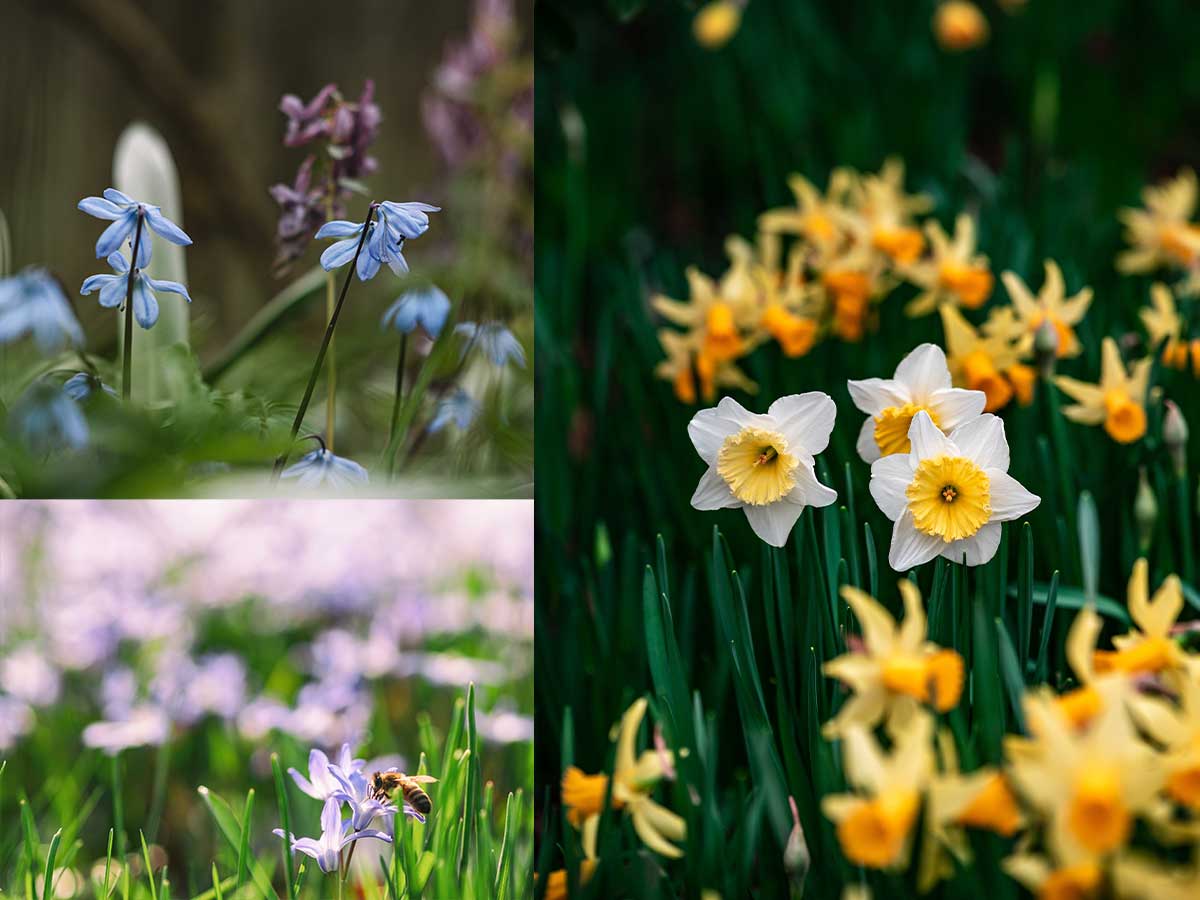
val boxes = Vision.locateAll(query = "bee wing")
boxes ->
[408,775,438,784]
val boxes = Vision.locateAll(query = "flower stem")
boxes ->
[324,194,337,451]
[387,334,408,448]
[122,213,144,401]
[273,207,376,476]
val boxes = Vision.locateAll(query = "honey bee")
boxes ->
[371,769,438,817]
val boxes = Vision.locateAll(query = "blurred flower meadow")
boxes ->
[0,499,533,897]
[0,0,532,498]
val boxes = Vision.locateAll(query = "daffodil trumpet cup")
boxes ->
[273,204,377,477]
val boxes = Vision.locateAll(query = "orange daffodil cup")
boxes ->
[687,393,838,547]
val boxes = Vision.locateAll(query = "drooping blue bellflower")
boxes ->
[280,439,369,489]
[63,372,117,402]
[80,252,192,330]
[429,388,478,434]
[381,286,452,338]
[455,321,526,369]
[9,381,89,454]
[78,188,192,268]
[316,201,440,281]
[0,269,84,350]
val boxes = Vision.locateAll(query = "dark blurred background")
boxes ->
[1,0,530,354]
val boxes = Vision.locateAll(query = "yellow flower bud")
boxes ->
[933,1,989,52]
[693,1,743,50]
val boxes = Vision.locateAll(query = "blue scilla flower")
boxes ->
[381,285,452,338]
[455,321,526,369]
[280,437,369,488]
[9,381,88,454]
[80,252,192,330]
[429,388,478,434]
[77,188,192,268]
[63,372,117,402]
[0,269,84,350]
[316,201,440,281]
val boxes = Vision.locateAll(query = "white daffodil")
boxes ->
[869,411,1040,570]
[688,394,838,547]
[847,343,987,463]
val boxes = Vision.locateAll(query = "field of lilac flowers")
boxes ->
[0,500,533,897]
[0,0,532,498]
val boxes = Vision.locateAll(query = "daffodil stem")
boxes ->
[273,207,376,476]
[122,214,144,401]
[388,334,408,448]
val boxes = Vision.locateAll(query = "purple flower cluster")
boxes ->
[270,81,383,271]
[422,0,532,174]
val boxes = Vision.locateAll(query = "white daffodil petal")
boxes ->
[769,392,837,456]
[948,414,1009,471]
[987,471,1041,521]
[856,416,881,463]
[846,377,908,415]
[687,403,745,464]
[893,343,952,398]
[691,467,739,510]
[788,462,837,509]
[889,511,943,571]
[928,387,987,429]
[939,521,1002,566]
[907,410,954,461]
[869,453,914,521]
[743,502,804,548]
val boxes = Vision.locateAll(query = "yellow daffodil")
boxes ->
[652,266,761,364]
[814,245,891,343]
[723,235,821,358]
[759,170,856,250]
[1117,168,1200,292]
[843,158,934,267]
[1093,558,1190,678]
[941,305,1031,410]
[1050,604,1111,732]
[539,854,597,900]
[933,2,989,52]
[693,0,745,50]
[1003,843,1104,900]
[822,581,964,737]
[918,729,1024,892]
[1113,850,1200,900]
[560,698,686,859]
[1140,282,1200,375]
[1000,260,1093,359]
[1054,337,1151,444]
[822,712,934,869]
[1006,680,1161,858]
[1128,674,1200,812]
[654,329,757,404]
[904,215,994,317]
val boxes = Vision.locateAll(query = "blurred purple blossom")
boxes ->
[82,705,170,755]
[0,645,61,707]
[275,796,391,874]
[289,743,365,801]
[271,81,383,272]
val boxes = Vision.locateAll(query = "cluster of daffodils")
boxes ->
[687,343,1040,562]
[818,560,1200,900]
[546,699,685,898]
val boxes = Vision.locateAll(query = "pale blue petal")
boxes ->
[98,275,129,309]
[144,207,192,245]
[144,276,192,303]
[81,273,119,295]
[315,220,363,239]
[95,212,136,258]
[78,196,124,220]
[132,278,159,329]
[106,252,129,274]
[320,237,359,271]
[356,248,381,281]
[103,188,134,206]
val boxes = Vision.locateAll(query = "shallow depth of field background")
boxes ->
[535,0,1200,896]
[0,499,533,894]
[0,0,533,496]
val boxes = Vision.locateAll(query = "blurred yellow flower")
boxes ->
[843,158,934,266]
[1004,846,1103,900]
[1007,680,1161,857]
[693,0,745,50]
[904,215,994,317]
[561,698,686,859]
[1093,558,1189,678]
[822,713,934,869]
[759,170,856,250]
[1053,337,1151,444]
[1117,168,1200,293]
[940,304,1032,411]
[1140,282,1200,375]
[822,582,964,738]
[933,2,989,52]
[1000,260,1093,359]
[1128,674,1200,812]
[540,855,597,900]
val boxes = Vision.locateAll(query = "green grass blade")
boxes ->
[139,830,158,900]
[271,755,297,900]
[39,828,61,900]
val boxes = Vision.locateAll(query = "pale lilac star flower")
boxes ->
[77,188,192,267]
[80,251,192,330]
[281,440,369,488]
[455,321,525,368]
[381,286,452,338]
[330,768,406,829]
[0,695,33,751]
[81,705,170,755]
[288,743,365,801]
[0,269,84,350]
[0,646,61,707]
[274,796,392,874]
